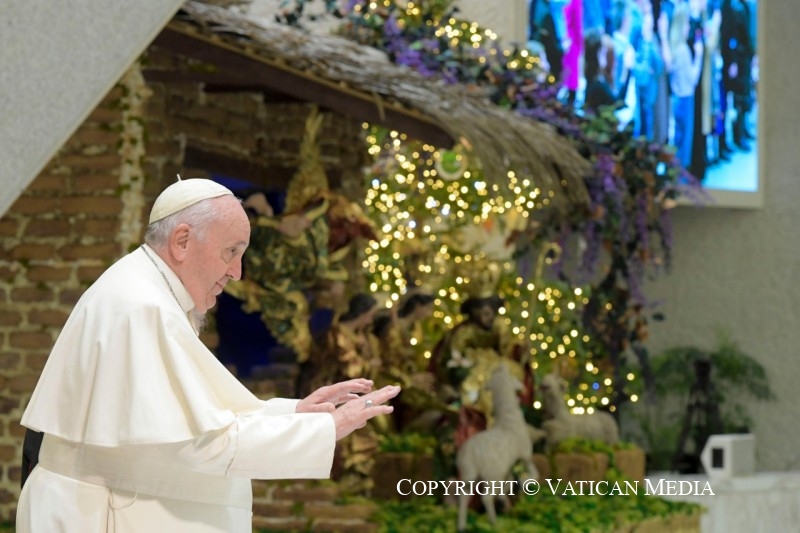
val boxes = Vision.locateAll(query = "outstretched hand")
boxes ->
[296,379,374,414]
[332,385,401,441]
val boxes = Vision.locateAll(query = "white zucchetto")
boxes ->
[149,178,234,225]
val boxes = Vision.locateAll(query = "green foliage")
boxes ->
[652,333,774,410]
[378,432,438,455]
[632,331,774,470]
[651,332,773,433]
[551,437,626,457]
[370,491,701,533]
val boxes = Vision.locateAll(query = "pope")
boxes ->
[16,178,400,532]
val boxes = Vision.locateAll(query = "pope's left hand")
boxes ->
[296,378,374,414]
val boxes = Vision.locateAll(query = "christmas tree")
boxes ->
[362,128,636,413]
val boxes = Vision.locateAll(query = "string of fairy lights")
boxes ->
[350,0,546,81]
[361,125,638,413]
[341,0,640,413]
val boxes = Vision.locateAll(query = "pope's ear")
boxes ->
[170,224,192,261]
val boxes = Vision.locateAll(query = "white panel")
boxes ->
[455,0,528,44]
[0,0,186,216]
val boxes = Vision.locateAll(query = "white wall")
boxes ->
[0,0,185,217]
[460,0,800,471]
[455,0,528,44]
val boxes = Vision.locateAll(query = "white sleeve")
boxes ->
[176,406,336,480]
[261,397,301,415]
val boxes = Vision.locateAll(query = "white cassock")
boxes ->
[17,245,336,532]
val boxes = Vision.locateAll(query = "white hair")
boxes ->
[191,310,208,332]
[143,197,220,249]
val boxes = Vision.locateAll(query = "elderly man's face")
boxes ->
[183,196,250,314]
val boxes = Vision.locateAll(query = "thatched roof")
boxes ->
[151,1,590,208]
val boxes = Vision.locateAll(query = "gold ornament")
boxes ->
[284,105,328,214]
[434,145,469,182]
[463,260,501,300]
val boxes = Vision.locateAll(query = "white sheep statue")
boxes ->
[539,370,619,449]
[456,363,541,532]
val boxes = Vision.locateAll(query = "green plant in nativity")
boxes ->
[378,432,438,455]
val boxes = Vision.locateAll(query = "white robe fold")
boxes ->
[18,246,336,532]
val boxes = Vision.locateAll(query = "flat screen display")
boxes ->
[528,0,761,208]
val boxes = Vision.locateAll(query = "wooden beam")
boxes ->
[141,70,304,102]
[151,27,454,148]
[142,68,245,85]
[182,145,342,190]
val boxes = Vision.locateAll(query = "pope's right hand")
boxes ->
[297,378,374,414]
[331,385,400,440]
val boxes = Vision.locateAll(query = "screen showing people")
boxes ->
[530,0,758,202]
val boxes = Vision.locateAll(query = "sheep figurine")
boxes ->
[539,370,619,449]
[456,363,541,532]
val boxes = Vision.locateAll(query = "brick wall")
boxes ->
[143,45,368,197]
[0,87,126,520]
[252,480,377,533]
[0,50,370,526]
